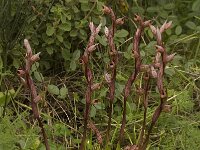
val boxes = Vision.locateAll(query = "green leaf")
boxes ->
[96,35,107,46]
[56,35,63,43]
[73,50,80,60]
[164,3,175,10]
[58,22,71,31]
[0,92,6,106]
[46,25,55,36]
[146,6,159,12]
[79,0,88,4]
[34,71,44,82]
[70,61,76,71]
[185,21,196,30]
[90,105,96,117]
[81,3,90,11]
[175,25,182,35]
[31,62,39,72]
[46,47,54,55]
[115,29,129,38]
[48,84,59,95]
[59,87,68,99]
[61,49,71,60]
[70,29,78,37]
[192,0,200,12]
[94,102,105,110]
[13,58,20,69]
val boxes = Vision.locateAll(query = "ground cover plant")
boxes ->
[0,0,200,150]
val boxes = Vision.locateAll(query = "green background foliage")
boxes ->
[0,0,199,149]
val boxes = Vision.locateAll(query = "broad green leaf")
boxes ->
[61,49,71,60]
[70,29,78,37]
[192,0,200,12]
[79,0,88,4]
[8,89,15,95]
[48,84,59,95]
[0,92,6,106]
[34,71,44,82]
[81,3,90,11]
[56,35,63,43]
[70,61,76,71]
[94,102,105,110]
[31,62,39,72]
[58,22,71,31]
[96,35,107,46]
[59,87,68,99]
[164,3,175,10]
[13,58,20,69]
[185,21,196,30]
[146,6,159,12]
[115,29,129,38]
[73,50,80,60]
[175,25,182,35]
[90,105,96,117]
[46,25,55,36]
[46,47,54,55]
[72,6,79,13]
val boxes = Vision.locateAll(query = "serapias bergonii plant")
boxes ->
[121,18,174,150]
[139,20,175,150]
[79,22,102,150]
[17,39,50,150]
[102,5,124,145]
[118,14,151,144]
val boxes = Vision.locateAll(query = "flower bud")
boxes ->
[150,25,156,35]
[160,20,167,33]
[96,23,102,34]
[19,77,27,87]
[150,66,157,78]
[143,20,151,27]
[24,39,32,57]
[165,21,172,30]
[156,45,164,53]
[88,44,99,53]
[17,69,25,77]
[162,104,172,113]
[104,26,109,37]
[91,83,101,91]
[34,95,41,103]
[140,65,150,72]
[166,53,175,62]
[31,52,41,62]
[116,18,124,25]
[102,5,111,14]
[156,27,162,42]
[104,72,111,83]
[89,22,95,33]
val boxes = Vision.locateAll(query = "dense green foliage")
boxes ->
[0,0,199,149]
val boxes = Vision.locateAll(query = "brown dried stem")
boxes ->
[138,72,150,149]
[80,22,101,150]
[17,39,50,150]
[119,16,150,143]
[87,121,102,144]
